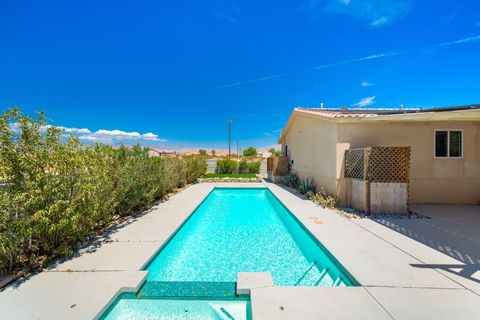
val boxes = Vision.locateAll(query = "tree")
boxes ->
[211,150,216,157]
[243,146,257,157]
[198,149,207,157]
[268,147,281,157]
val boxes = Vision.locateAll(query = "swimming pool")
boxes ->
[101,188,356,319]
[101,293,250,320]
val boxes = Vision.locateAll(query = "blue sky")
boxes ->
[1,0,479,149]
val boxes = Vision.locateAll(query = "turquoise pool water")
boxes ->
[146,188,354,286]
[101,188,355,319]
[102,293,250,320]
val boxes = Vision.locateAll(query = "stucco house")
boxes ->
[148,148,177,157]
[279,105,480,205]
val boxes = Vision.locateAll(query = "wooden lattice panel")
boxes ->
[368,147,410,183]
[267,157,273,172]
[344,149,367,180]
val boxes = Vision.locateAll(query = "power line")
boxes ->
[225,120,234,158]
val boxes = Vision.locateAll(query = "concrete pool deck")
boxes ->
[1,182,479,319]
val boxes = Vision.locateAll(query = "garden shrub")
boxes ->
[307,188,338,209]
[0,108,207,274]
[243,146,257,157]
[237,160,249,174]
[216,159,260,174]
[215,159,238,174]
[248,161,261,174]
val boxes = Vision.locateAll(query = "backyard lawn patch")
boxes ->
[204,173,257,179]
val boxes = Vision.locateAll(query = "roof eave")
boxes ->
[358,109,480,122]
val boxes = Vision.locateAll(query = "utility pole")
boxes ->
[225,120,234,158]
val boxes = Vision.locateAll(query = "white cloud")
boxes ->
[79,129,167,143]
[326,0,412,27]
[50,125,91,134]
[36,124,166,144]
[361,81,374,87]
[353,96,376,107]
[142,133,163,141]
[356,51,401,61]
[211,11,237,24]
[312,51,401,70]
[441,12,456,24]
[217,34,479,89]
[371,17,388,26]
[436,35,480,47]
[7,121,168,145]
[218,73,287,88]
[211,2,241,24]
[78,135,113,144]
[94,129,142,139]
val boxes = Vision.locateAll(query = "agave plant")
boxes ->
[286,171,300,188]
[298,178,316,194]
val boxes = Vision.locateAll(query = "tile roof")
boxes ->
[294,104,480,119]
[295,108,376,118]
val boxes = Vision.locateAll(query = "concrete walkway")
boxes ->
[256,184,480,320]
[1,182,479,319]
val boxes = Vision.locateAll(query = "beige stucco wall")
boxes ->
[337,121,480,204]
[283,115,340,197]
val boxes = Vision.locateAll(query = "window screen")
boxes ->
[435,130,462,158]
[449,131,462,157]
[435,131,448,157]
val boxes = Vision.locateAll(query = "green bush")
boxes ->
[248,161,261,174]
[268,147,281,157]
[243,146,257,157]
[216,159,260,174]
[237,160,249,174]
[215,159,238,174]
[0,108,207,273]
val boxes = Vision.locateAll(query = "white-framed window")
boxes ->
[434,130,463,158]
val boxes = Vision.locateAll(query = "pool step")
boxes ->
[139,281,237,299]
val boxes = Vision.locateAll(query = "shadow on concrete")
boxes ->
[410,263,480,285]
[372,205,480,285]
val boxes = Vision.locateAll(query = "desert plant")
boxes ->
[248,161,261,174]
[307,187,338,209]
[215,159,238,174]
[286,171,300,188]
[238,160,249,174]
[216,159,259,175]
[298,178,316,194]
[268,147,281,157]
[243,146,257,157]
[0,107,207,273]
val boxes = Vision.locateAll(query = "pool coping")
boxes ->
[96,182,480,319]
[1,182,479,320]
